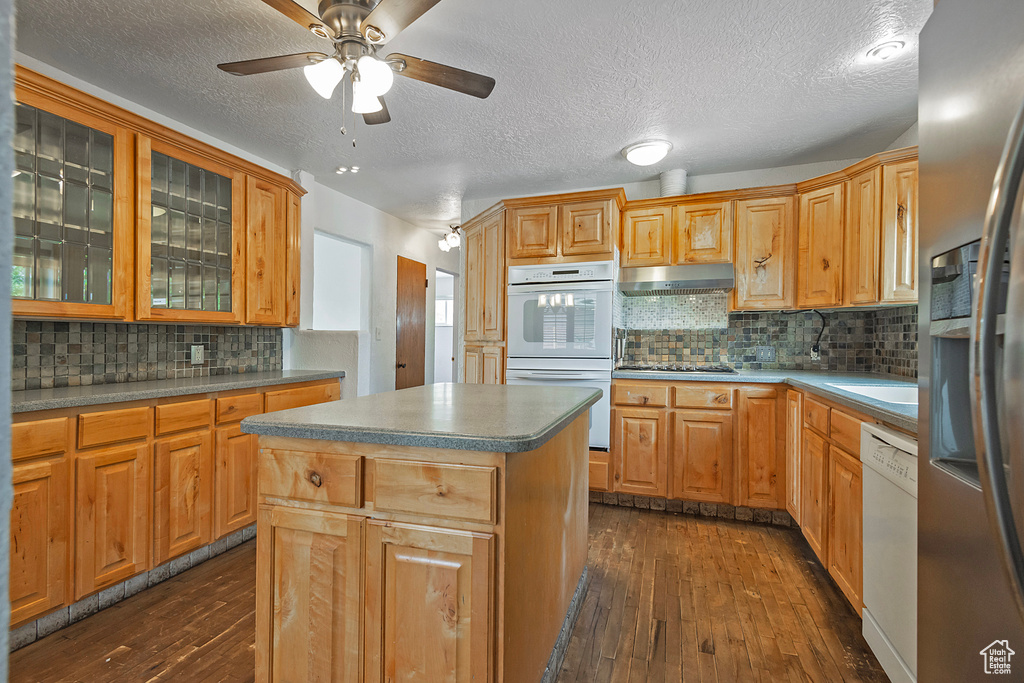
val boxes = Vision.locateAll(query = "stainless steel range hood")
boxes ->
[617,263,735,296]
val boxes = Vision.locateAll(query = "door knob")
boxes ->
[396,363,407,369]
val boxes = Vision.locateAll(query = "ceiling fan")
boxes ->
[218,0,496,125]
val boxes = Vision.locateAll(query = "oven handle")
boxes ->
[506,371,609,381]
[507,280,614,294]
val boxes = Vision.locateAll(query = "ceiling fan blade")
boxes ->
[260,0,333,37]
[387,53,495,99]
[360,0,442,44]
[362,98,392,125]
[218,52,328,76]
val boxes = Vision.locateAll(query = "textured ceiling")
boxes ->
[14,0,931,231]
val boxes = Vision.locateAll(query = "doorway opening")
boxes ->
[434,270,456,383]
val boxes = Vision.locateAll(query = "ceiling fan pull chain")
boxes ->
[340,76,348,136]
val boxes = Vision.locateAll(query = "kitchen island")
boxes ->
[242,383,601,683]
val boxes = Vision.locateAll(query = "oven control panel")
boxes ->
[508,261,616,285]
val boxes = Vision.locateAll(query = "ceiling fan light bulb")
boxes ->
[304,58,344,99]
[351,80,383,113]
[356,55,394,97]
[622,140,673,166]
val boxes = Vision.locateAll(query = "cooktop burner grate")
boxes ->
[616,364,738,374]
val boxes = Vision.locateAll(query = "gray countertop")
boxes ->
[242,383,603,453]
[12,370,346,413]
[612,369,918,433]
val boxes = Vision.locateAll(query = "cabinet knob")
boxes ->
[309,472,323,488]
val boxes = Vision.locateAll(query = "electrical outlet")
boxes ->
[190,345,204,365]
[755,346,776,362]
[810,345,821,361]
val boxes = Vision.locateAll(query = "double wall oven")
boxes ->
[505,261,615,448]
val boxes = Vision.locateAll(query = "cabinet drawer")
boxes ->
[216,393,263,424]
[612,382,669,407]
[673,385,733,409]
[589,451,612,492]
[264,381,341,413]
[78,407,150,449]
[374,460,498,524]
[804,397,830,436]
[12,417,69,461]
[260,450,363,508]
[155,399,212,435]
[830,409,862,455]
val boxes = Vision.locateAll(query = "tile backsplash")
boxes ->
[12,320,283,391]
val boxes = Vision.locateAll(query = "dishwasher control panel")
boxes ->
[861,423,919,497]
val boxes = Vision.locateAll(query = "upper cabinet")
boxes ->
[622,207,672,267]
[844,167,883,306]
[506,189,623,263]
[733,195,796,310]
[881,159,919,303]
[797,183,845,308]
[673,200,733,263]
[13,66,305,326]
[463,206,505,344]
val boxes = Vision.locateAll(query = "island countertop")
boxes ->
[242,382,602,452]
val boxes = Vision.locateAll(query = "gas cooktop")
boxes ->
[615,364,738,374]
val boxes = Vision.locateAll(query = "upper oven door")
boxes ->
[507,281,613,359]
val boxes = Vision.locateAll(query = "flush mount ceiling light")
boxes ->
[622,140,673,166]
[865,40,907,62]
[438,225,461,252]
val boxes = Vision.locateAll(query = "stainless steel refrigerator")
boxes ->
[919,0,1024,680]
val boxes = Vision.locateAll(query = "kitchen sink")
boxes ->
[825,384,918,405]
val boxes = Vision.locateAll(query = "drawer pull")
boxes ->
[309,472,323,488]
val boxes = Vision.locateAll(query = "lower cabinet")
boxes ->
[215,425,259,538]
[736,387,783,508]
[464,345,505,385]
[10,455,69,625]
[785,390,803,524]
[799,428,828,561]
[827,445,863,614]
[153,431,214,565]
[588,450,612,492]
[75,444,151,599]
[670,410,733,504]
[612,406,668,497]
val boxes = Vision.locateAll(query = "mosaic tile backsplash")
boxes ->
[618,304,918,378]
[12,320,283,391]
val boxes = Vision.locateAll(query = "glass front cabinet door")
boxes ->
[12,93,133,319]
[135,136,245,323]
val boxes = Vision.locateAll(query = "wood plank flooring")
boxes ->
[10,504,887,682]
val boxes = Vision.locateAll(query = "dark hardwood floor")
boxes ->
[10,504,887,682]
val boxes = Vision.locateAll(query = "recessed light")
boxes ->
[350,166,360,173]
[621,140,673,166]
[336,167,348,174]
[866,40,906,62]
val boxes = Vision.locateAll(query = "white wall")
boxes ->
[312,232,367,331]
[887,122,919,150]
[283,330,366,398]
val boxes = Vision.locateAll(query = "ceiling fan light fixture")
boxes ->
[356,55,395,97]
[304,58,344,99]
[622,140,673,166]
[351,80,383,114]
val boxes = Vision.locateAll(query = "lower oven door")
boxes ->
[505,369,610,449]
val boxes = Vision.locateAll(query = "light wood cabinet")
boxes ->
[153,431,214,565]
[256,506,363,683]
[464,345,504,385]
[75,444,151,599]
[561,200,615,256]
[464,224,483,341]
[621,207,672,267]
[612,407,668,497]
[507,205,558,259]
[785,390,802,524]
[463,208,505,345]
[827,445,863,614]
[264,381,341,413]
[799,427,828,562]
[798,183,845,308]
[670,410,733,504]
[364,521,494,682]
[10,455,69,626]
[844,168,882,305]
[733,196,797,310]
[736,387,783,509]
[284,190,302,327]
[673,200,733,263]
[245,176,287,325]
[215,425,258,539]
[588,450,612,492]
[881,159,919,303]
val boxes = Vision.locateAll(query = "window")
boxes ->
[435,299,454,326]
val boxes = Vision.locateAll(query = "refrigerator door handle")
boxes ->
[971,97,1024,621]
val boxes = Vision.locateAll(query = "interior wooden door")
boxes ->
[561,200,613,256]
[10,455,69,626]
[508,205,558,259]
[75,444,150,599]
[881,159,919,303]
[785,390,803,524]
[737,388,782,508]
[215,424,258,539]
[613,407,667,496]
[828,446,863,613]
[256,506,363,683]
[395,256,426,390]
[800,428,828,560]
[797,184,844,308]
[844,167,882,305]
[246,176,286,325]
[733,196,796,310]
[621,208,671,267]
[153,431,214,564]
[364,520,494,683]
[670,410,733,504]
[673,200,733,263]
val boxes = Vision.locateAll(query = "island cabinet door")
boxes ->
[153,431,214,565]
[214,425,258,539]
[256,507,363,683]
[612,407,668,497]
[670,410,733,504]
[364,521,494,683]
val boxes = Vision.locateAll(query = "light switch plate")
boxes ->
[755,346,776,362]
[190,345,204,365]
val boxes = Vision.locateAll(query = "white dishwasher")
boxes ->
[861,422,919,683]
